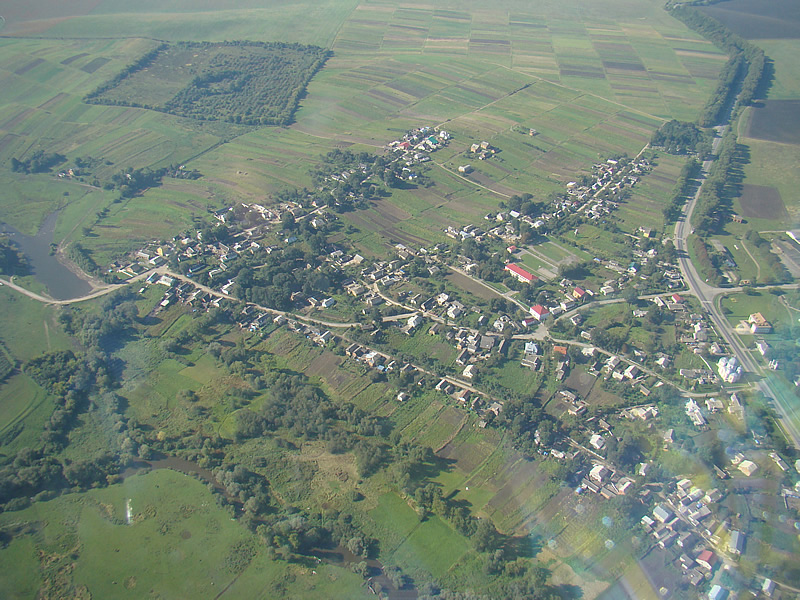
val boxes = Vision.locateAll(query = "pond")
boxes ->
[0,211,92,300]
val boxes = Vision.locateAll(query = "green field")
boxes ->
[0,0,725,262]
[0,468,369,599]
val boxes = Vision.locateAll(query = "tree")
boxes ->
[473,518,499,552]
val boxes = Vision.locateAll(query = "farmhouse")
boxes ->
[505,263,537,283]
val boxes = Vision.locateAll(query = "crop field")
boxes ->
[733,138,800,227]
[699,0,800,40]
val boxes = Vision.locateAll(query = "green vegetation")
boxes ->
[669,4,767,126]
[1,0,795,597]
[87,41,330,126]
[9,151,65,174]
[650,120,710,156]
[0,239,28,276]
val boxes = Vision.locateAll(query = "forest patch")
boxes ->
[85,41,330,126]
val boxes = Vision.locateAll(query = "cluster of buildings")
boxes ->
[562,156,651,217]
[388,126,450,163]
[641,478,732,593]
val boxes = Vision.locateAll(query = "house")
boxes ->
[738,460,758,477]
[573,287,586,301]
[406,314,423,330]
[462,364,475,379]
[530,305,549,321]
[696,550,717,571]
[707,585,728,600]
[524,342,539,355]
[762,578,776,597]
[748,312,772,334]
[505,263,537,283]
[729,530,745,555]
[677,531,697,549]
[623,364,640,380]
[457,164,473,173]
[320,297,336,308]
[397,392,409,402]
[653,504,674,523]
[589,464,610,483]
[447,303,464,319]
[589,434,605,450]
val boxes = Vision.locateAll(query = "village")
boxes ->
[106,123,800,600]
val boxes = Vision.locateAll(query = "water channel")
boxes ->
[1,211,92,300]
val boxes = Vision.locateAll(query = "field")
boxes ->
[0,0,727,265]
[614,152,687,234]
[699,0,800,40]
[745,100,800,145]
[736,184,788,220]
[0,468,369,599]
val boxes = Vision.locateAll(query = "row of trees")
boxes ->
[662,159,700,224]
[692,127,737,235]
[670,4,767,126]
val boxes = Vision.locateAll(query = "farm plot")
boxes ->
[745,100,800,146]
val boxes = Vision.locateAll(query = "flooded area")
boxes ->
[314,545,417,599]
[0,211,92,300]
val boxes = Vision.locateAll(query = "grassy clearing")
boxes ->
[0,468,368,599]
[719,289,796,335]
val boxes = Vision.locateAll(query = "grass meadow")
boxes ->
[0,468,369,599]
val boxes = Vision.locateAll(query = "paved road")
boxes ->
[672,128,800,449]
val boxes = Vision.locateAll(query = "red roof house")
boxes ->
[530,305,549,320]
[505,263,537,283]
[696,550,717,570]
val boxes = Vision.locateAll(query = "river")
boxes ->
[0,211,92,300]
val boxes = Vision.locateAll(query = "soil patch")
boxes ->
[445,270,502,301]
[602,61,646,72]
[81,57,110,74]
[738,184,788,219]
[746,99,800,145]
[700,0,800,39]
[61,52,89,66]
[14,58,44,76]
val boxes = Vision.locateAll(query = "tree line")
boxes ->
[669,4,767,126]
[662,158,700,224]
